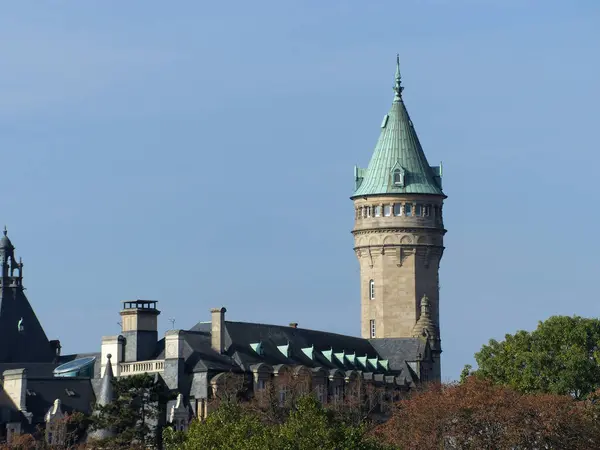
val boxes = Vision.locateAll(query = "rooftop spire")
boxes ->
[352,56,444,197]
[393,54,403,102]
[98,354,114,406]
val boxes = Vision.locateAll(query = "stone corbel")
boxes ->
[396,247,403,267]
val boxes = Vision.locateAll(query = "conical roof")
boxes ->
[97,354,115,406]
[353,56,444,197]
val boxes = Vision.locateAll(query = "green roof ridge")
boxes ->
[352,56,444,197]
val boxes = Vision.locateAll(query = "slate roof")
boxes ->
[180,321,430,377]
[0,231,56,363]
[0,363,59,378]
[24,377,95,424]
[352,57,444,198]
[154,330,239,373]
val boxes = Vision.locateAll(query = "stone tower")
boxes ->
[351,56,446,379]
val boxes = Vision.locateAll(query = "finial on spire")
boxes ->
[393,54,404,101]
[3,226,7,237]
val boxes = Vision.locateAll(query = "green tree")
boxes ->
[471,315,600,398]
[164,395,391,450]
[168,401,271,450]
[90,373,166,448]
[276,395,386,450]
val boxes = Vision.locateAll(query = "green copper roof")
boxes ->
[352,56,444,197]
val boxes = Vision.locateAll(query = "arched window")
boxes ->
[369,280,375,300]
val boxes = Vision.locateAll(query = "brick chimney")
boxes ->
[211,307,227,354]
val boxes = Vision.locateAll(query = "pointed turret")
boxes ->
[89,354,116,441]
[352,56,444,197]
[97,354,115,406]
[412,295,439,345]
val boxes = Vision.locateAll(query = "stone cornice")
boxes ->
[354,244,445,251]
[352,227,447,236]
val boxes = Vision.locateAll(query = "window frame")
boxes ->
[369,280,375,300]
[370,319,376,338]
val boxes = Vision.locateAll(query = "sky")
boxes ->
[1,1,599,382]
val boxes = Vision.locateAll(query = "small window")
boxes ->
[424,205,431,217]
[257,379,266,390]
[393,170,404,186]
[393,204,402,216]
[369,280,375,300]
[366,207,371,218]
[374,206,382,217]
[415,204,422,216]
[383,205,391,217]
[404,203,412,216]
[370,319,376,338]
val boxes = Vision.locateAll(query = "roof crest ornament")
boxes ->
[3,226,7,236]
[393,54,404,102]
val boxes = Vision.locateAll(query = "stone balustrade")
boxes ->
[119,359,165,376]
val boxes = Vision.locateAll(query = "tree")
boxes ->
[90,373,166,449]
[276,395,386,450]
[376,376,600,450]
[167,401,271,450]
[470,315,600,398]
[164,395,390,450]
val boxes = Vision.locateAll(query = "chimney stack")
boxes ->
[289,322,298,328]
[2,369,27,411]
[211,307,227,354]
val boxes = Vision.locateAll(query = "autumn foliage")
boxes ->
[376,376,600,450]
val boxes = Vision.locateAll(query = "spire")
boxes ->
[97,354,115,406]
[393,54,403,102]
[352,56,444,197]
[89,354,116,441]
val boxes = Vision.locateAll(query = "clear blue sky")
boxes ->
[1,1,598,381]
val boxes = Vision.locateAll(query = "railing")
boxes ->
[119,359,165,376]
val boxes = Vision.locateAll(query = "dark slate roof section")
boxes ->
[0,363,59,379]
[154,331,239,373]
[0,288,55,363]
[369,338,429,372]
[214,321,382,373]
[183,321,430,378]
[24,378,95,424]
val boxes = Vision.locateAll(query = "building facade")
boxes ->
[0,56,446,444]
[352,56,446,379]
